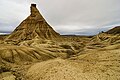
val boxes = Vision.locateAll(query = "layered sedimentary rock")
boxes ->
[6,4,60,41]
[0,44,56,63]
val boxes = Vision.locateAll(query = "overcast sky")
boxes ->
[0,0,120,35]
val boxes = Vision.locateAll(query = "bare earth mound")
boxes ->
[26,59,83,80]
[106,26,120,34]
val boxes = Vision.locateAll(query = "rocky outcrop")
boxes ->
[106,26,120,34]
[5,4,60,42]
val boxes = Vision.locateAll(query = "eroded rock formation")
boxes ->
[6,4,60,42]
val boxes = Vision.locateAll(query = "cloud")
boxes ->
[0,0,120,35]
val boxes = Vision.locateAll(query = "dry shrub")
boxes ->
[66,49,75,58]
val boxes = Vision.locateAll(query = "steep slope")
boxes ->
[91,33,120,45]
[106,26,120,34]
[90,26,120,46]
[5,4,60,42]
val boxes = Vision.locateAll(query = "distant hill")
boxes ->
[106,26,120,34]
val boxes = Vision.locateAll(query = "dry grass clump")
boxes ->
[66,49,75,58]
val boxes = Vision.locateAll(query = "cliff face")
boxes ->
[6,4,60,41]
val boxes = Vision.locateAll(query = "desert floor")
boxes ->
[0,34,120,80]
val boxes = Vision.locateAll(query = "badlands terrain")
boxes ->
[0,4,120,80]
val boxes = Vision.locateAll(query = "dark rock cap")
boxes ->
[31,4,36,7]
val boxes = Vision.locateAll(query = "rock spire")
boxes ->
[6,4,60,41]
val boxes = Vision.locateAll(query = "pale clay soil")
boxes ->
[0,37,120,80]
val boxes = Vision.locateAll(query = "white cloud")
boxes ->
[0,0,120,35]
